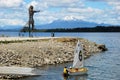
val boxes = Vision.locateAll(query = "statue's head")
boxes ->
[30,5,33,9]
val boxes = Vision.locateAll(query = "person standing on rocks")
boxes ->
[28,5,40,36]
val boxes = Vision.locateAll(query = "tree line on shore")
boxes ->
[20,26,120,32]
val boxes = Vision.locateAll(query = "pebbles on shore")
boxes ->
[0,37,107,67]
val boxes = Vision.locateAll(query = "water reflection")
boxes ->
[63,75,88,80]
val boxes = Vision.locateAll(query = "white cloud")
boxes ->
[34,10,59,24]
[27,1,38,8]
[0,19,25,26]
[85,0,119,2]
[37,16,57,24]
[102,1,120,25]
[64,7,104,23]
[40,0,82,8]
[0,0,24,8]
[108,1,120,11]
[67,7,103,13]
[0,0,120,27]
[0,0,86,26]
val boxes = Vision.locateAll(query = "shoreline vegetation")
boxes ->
[0,37,107,79]
[20,26,120,32]
[0,26,120,32]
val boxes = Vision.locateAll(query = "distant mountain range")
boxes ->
[0,25,21,30]
[0,19,114,30]
[36,19,110,29]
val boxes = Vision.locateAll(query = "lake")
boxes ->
[0,32,120,80]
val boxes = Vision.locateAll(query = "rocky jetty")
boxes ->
[0,37,107,79]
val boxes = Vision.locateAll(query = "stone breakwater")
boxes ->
[0,37,107,67]
[0,37,107,79]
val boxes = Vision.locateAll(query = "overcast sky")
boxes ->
[0,0,120,27]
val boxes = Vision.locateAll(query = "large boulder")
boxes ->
[98,44,107,51]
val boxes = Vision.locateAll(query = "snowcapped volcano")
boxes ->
[63,16,77,21]
[63,16,85,21]
[36,18,110,29]
[0,17,110,30]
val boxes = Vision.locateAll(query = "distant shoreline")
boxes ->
[0,26,120,32]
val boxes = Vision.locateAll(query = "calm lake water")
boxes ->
[0,32,120,80]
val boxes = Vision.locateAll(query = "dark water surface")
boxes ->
[1,32,120,80]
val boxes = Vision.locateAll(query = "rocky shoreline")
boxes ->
[0,37,107,79]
